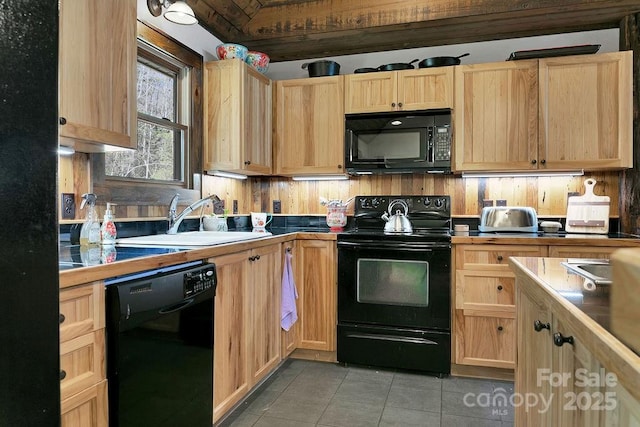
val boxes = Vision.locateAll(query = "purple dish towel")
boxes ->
[281,252,298,331]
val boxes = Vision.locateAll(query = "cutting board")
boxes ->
[565,178,610,234]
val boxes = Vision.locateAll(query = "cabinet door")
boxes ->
[248,244,281,385]
[344,72,396,113]
[243,67,272,174]
[275,77,345,175]
[59,0,136,149]
[213,251,250,422]
[281,243,298,358]
[454,61,538,171]
[548,245,617,259]
[295,240,337,351]
[61,380,108,427]
[60,330,106,401]
[515,288,552,426]
[539,51,633,170]
[455,312,515,369]
[397,67,453,110]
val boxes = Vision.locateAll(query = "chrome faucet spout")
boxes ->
[167,194,220,234]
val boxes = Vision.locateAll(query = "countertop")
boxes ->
[510,256,640,402]
[59,230,337,289]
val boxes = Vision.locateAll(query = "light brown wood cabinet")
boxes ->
[454,244,548,369]
[274,76,345,176]
[516,275,640,426]
[204,59,272,175]
[548,245,618,259]
[59,282,107,427]
[212,243,281,422]
[454,51,632,172]
[58,0,136,150]
[294,240,337,351]
[344,68,454,114]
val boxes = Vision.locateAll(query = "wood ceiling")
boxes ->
[188,0,640,62]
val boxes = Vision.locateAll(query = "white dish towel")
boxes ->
[281,251,298,331]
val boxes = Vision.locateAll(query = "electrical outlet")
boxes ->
[482,199,494,208]
[496,199,507,206]
[232,200,238,214]
[213,200,225,215]
[273,200,282,214]
[61,193,75,219]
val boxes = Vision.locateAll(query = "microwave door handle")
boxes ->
[427,126,435,163]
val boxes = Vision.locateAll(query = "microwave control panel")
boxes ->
[432,126,451,161]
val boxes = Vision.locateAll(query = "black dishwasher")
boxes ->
[105,261,216,427]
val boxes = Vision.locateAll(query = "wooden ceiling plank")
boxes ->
[243,0,640,38]
[232,0,262,18]
[194,0,252,29]
[189,0,242,40]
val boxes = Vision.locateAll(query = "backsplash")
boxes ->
[59,153,620,219]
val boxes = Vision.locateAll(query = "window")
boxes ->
[105,41,189,183]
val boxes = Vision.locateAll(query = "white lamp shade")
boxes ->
[164,1,198,25]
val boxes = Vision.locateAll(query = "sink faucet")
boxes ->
[167,194,221,234]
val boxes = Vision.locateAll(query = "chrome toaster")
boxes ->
[478,206,538,232]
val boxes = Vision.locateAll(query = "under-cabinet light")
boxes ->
[209,171,248,180]
[291,175,349,181]
[57,146,75,156]
[461,170,584,178]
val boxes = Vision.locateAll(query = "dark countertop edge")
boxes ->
[510,256,640,402]
[59,232,336,288]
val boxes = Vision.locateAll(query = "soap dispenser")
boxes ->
[100,202,117,244]
[79,193,100,246]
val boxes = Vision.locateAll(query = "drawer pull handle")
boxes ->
[534,320,550,332]
[59,313,65,324]
[497,326,503,331]
[60,370,67,381]
[497,285,503,291]
[497,255,503,261]
[391,102,396,107]
[553,332,574,347]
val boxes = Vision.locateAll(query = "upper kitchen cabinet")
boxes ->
[453,60,539,172]
[275,76,345,176]
[345,68,454,114]
[58,0,137,151]
[454,51,633,172]
[539,51,633,170]
[204,60,272,176]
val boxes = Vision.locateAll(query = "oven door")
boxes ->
[337,239,450,331]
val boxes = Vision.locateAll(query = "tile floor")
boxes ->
[218,359,514,427]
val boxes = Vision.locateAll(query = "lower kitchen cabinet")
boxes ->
[59,281,107,427]
[516,274,640,426]
[212,243,281,422]
[294,239,337,351]
[60,380,108,427]
[454,244,547,369]
[281,243,298,358]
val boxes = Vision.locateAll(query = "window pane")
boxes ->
[105,121,181,181]
[137,61,175,120]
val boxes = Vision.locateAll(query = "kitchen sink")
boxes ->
[561,259,612,285]
[116,231,271,247]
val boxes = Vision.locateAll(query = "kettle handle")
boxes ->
[387,199,409,216]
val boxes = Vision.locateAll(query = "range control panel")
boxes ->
[184,264,217,297]
[356,196,450,215]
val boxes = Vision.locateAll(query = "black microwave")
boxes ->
[345,110,452,174]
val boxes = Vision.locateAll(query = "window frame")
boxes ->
[92,21,203,207]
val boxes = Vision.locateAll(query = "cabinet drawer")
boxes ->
[61,379,108,427]
[548,245,617,259]
[455,312,515,369]
[456,270,515,309]
[456,244,547,271]
[60,329,106,401]
[60,282,105,342]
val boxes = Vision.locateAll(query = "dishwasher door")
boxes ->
[106,262,216,427]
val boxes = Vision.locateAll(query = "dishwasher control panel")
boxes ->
[184,263,217,298]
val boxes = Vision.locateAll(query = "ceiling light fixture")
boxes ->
[147,0,198,25]
[291,175,349,181]
[461,170,585,178]
[209,170,248,180]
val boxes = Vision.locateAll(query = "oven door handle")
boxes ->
[346,332,439,345]
[337,241,450,251]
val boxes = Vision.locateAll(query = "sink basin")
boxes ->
[561,259,612,285]
[116,231,271,247]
